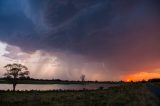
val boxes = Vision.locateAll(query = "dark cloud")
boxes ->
[0,0,160,75]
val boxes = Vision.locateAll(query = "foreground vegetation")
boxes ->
[0,83,159,106]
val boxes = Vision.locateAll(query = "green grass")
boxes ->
[0,83,159,106]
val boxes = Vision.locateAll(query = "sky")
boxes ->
[0,0,160,81]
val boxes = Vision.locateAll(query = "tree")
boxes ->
[80,74,85,82]
[4,63,29,91]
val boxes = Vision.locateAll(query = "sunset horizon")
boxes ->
[0,0,160,82]
[1,1,160,105]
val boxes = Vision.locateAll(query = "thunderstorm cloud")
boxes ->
[0,0,160,80]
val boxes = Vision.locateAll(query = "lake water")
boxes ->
[0,84,119,91]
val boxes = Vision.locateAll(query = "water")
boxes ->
[0,84,119,91]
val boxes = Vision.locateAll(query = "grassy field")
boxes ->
[0,83,159,106]
[153,82,160,88]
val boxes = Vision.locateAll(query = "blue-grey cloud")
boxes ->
[0,0,160,74]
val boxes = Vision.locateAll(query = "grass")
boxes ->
[153,82,160,88]
[0,83,159,106]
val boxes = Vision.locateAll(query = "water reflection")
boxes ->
[0,84,119,91]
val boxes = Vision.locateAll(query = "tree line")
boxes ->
[2,63,87,91]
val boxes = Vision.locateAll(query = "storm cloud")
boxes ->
[0,0,160,80]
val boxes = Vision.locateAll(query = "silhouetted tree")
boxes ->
[80,74,85,82]
[148,78,160,82]
[4,63,29,91]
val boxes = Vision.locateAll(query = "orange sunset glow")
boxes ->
[1,1,160,105]
[123,69,160,81]
[0,0,160,82]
